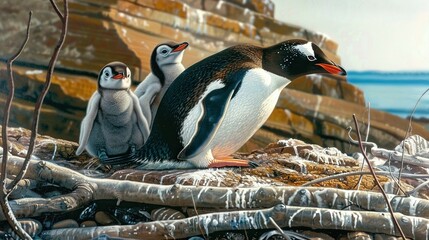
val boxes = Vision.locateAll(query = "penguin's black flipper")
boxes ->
[178,70,245,160]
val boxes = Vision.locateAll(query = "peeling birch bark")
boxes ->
[372,147,429,168]
[40,204,429,240]
[1,154,429,221]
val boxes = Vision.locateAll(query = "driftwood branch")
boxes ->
[372,147,429,167]
[348,128,429,169]
[2,154,429,220]
[0,11,33,240]
[40,204,429,239]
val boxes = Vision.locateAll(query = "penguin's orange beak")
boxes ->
[172,42,189,53]
[112,73,124,79]
[316,63,347,75]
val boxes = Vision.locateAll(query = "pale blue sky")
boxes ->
[271,0,429,71]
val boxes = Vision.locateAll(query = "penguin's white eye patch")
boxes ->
[294,42,316,60]
[307,55,316,61]
[158,46,171,56]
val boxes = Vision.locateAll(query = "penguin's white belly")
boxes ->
[210,89,282,156]
[181,68,290,167]
[88,93,143,156]
[210,69,289,157]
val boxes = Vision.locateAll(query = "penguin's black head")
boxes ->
[150,41,189,85]
[262,39,346,80]
[97,61,131,91]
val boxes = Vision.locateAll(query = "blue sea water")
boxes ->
[347,71,429,119]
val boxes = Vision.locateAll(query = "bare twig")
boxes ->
[191,191,207,239]
[303,171,429,187]
[347,128,378,149]
[404,88,429,140]
[352,114,406,239]
[408,179,429,196]
[0,11,33,240]
[347,128,406,194]
[50,0,65,20]
[269,217,290,240]
[364,102,371,151]
[7,0,69,191]
[398,88,429,192]
[356,102,371,190]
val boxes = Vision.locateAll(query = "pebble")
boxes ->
[52,219,79,229]
[339,232,372,240]
[374,234,400,240]
[95,211,120,226]
[80,220,97,228]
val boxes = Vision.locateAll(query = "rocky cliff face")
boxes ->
[0,0,427,152]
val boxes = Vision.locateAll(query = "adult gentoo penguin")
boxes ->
[105,39,346,169]
[76,62,150,162]
[134,41,189,127]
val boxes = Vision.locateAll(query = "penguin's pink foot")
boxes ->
[208,157,258,168]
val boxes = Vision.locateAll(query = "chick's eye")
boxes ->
[307,55,316,61]
[104,71,109,77]
[161,49,168,54]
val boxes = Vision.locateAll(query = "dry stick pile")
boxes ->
[0,150,428,239]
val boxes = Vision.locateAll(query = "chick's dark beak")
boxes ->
[316,63,347,76]
[172,42,189,53]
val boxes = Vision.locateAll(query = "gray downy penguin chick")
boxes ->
[76,61,150,162]
[105,39,346,169]
[134,41,188,127]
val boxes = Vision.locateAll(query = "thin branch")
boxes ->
[408,178,429,196]
[347,127,406,194]
[356,102,371,190]
[364,102,371,150]
[347,127,377,149]
[352,114,406,239]
[191,192,207,239]
[0,11,33,240]
[1,12,32,191]
[404,87,429,140]
[269,217,290,240]
[398,88,429,192]
[49,0,65,20]
[303,171,429,187]
[8,0,68,191]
